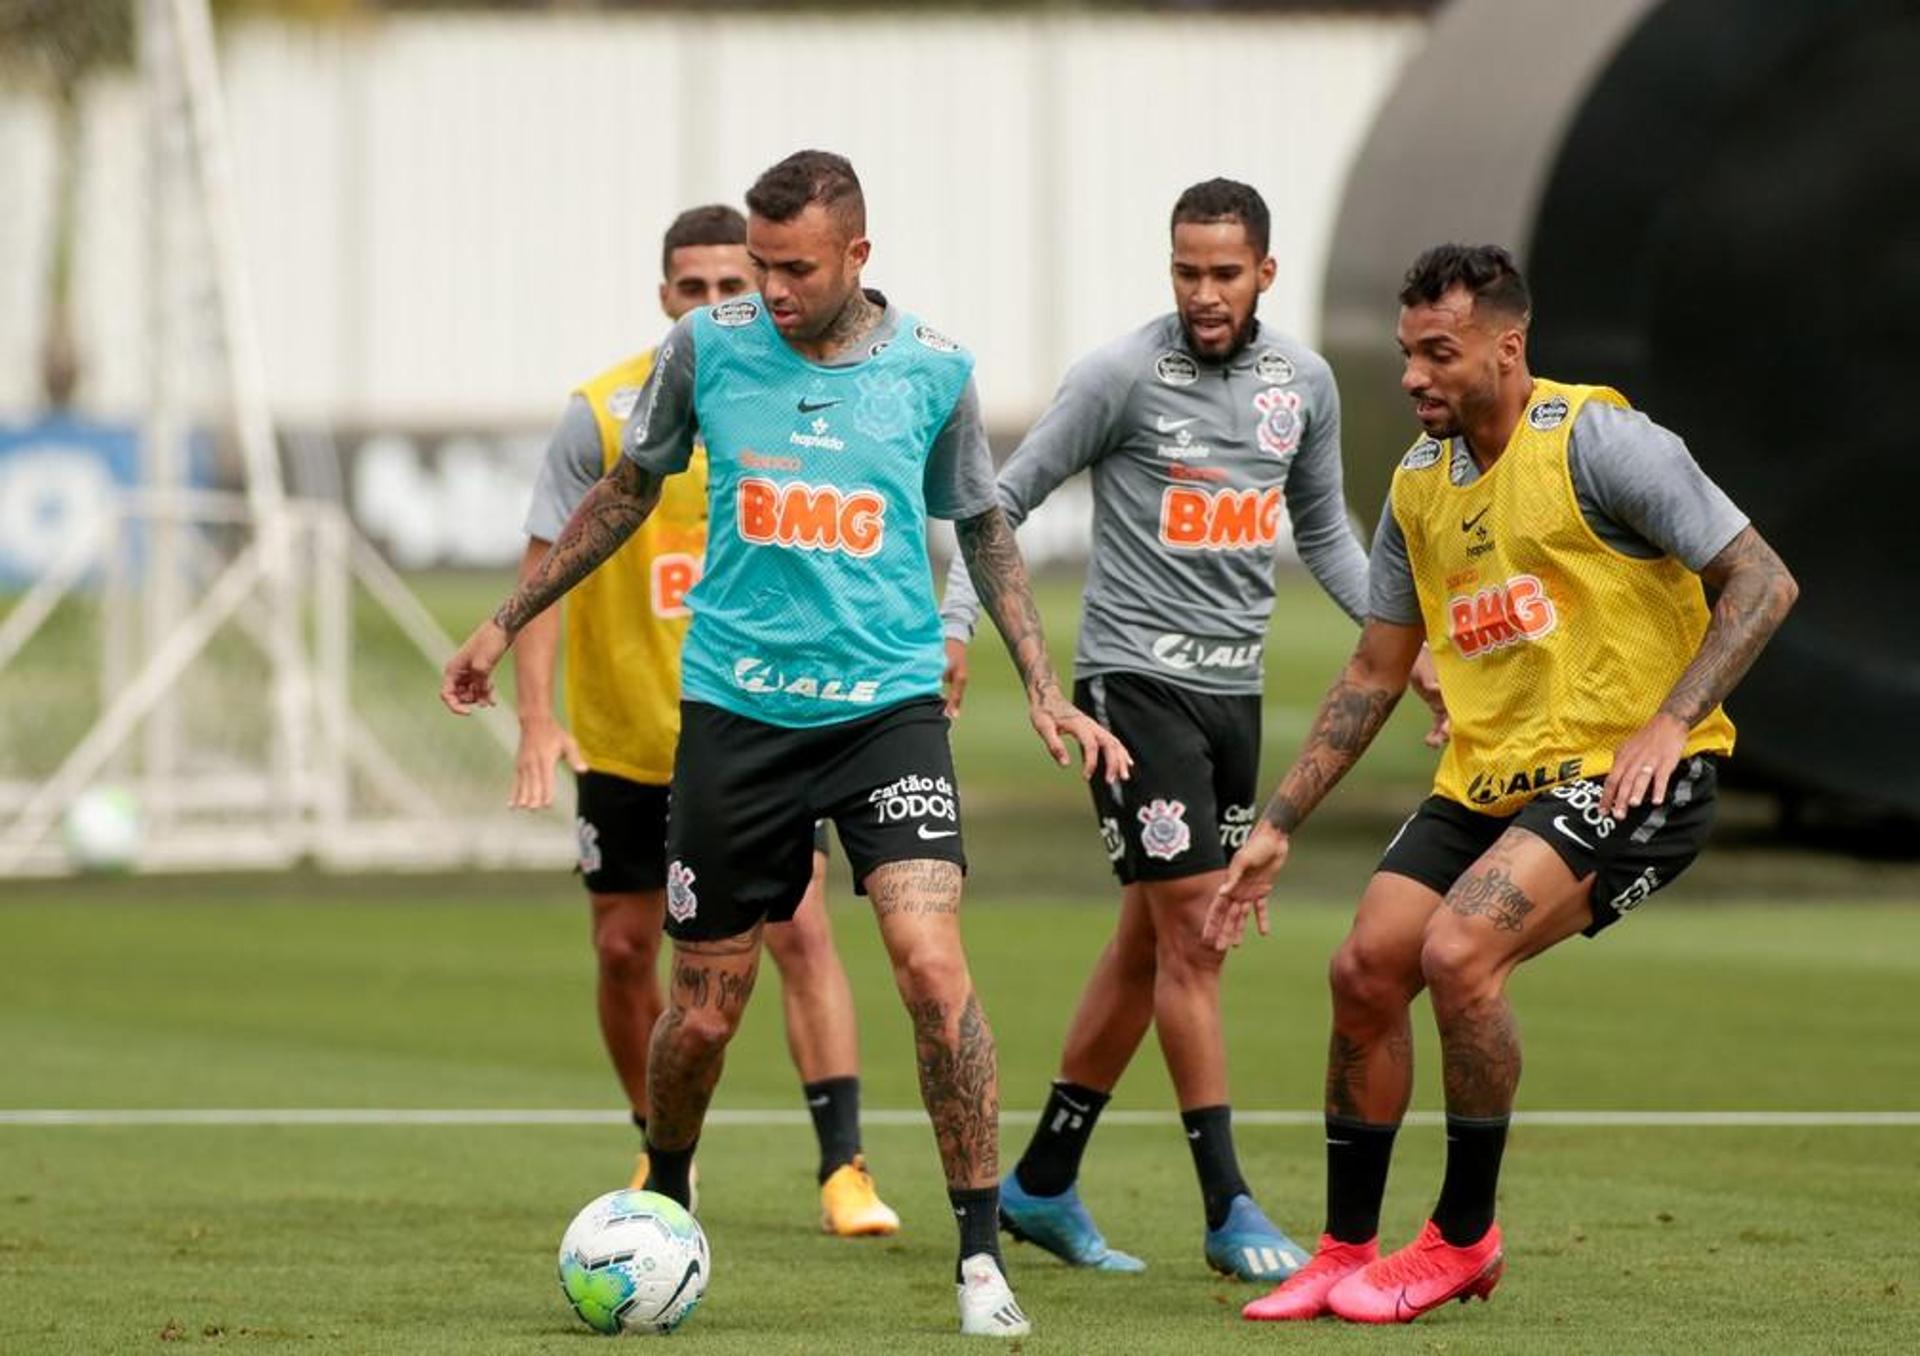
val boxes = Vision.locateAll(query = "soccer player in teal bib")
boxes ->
[442,150,1131,1340]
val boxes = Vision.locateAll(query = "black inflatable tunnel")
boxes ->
[1323,0,1920,823]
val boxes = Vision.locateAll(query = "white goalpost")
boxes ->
[0,0,568,876]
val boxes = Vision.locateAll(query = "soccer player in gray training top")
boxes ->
[941,179,1446,1282]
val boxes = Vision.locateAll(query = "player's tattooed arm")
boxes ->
[492,457,663,637]
[1659,524,1799,727]
[1259,621,1420,832]
[953,506,1062,706]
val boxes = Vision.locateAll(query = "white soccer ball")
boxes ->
[557,1188,709,1336]
[61,785,144,873]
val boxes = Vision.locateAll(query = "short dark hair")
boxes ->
[1170,178,1270,258]
[1398,243,1531,321]
[745,150,866,236]
[660,204,747,278]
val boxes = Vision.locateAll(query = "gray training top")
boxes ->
[940,315,1371,695]
[1367,400,1751,624]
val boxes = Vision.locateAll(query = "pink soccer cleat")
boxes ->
[1241,1234,1378,1321]
[1325,1220,1503,1324]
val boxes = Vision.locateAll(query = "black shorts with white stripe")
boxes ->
[1377,755,1721,936]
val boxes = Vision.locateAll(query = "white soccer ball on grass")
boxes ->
[557,1188,709,1336]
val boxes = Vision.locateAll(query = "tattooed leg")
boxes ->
[646,928,763,1151]
[867,860,999,1188]
[1422,829,1593,1117]
[1326,872,1436,1122]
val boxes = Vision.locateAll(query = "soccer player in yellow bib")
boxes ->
[1205,244,1798,1324]
[511,204,898,1238]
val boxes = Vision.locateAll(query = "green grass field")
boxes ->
[3,568,1918,1351]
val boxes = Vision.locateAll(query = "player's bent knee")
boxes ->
[892,943,969,1009]
[1418,930,1501,1008]
[663,1001,739,1056]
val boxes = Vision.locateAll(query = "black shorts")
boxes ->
[663,697,963,941]
[1076,671,1262,885]
[574,770,827,898]
[1377,755,1721,936]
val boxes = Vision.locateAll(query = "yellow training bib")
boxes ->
[1390,378,1735,816]
[562,351,708,785]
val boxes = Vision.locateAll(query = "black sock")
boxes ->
[803,1076,863,1183]
[1324,1114,1398,1244]
[1181,1105,1251,1231]
[1431,1114,1509,1246]
[1014,1081,1109,1197]
[949,1185,1003,1279]
[631,1112,647,1142]
[642,1138,697,1208]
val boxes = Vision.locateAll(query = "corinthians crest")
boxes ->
[853,370,915,440]
[1136,798,1192,861]
[666,860,698,923]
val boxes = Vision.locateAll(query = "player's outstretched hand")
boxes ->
[1205,820,1289,951]
[942,638,970,718]
[512,714,586,809]
[441,620,511,715]
[1409,645,1451,749]
[1600,711,1689,820]
[1031,691,1132,783]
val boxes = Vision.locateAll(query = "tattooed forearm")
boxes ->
[867,859,962,918]
[492,457,662,636]
[908,990,999,1188]
[1262,664,1402,832]
[955,507,1063,707]
[1660,526,1798,727]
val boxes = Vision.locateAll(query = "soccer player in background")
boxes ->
[1207,244,1797,1324]
[444,150,1132,1338]
[510,203,898,1238]
[941,178,1446,1283]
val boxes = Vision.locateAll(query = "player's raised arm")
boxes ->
[1205,618,1423,949]
[440,458,666,714]
[952,505,1130,783]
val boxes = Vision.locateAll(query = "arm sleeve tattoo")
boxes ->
[1261,634,1412,832]
[1657,524,1798,726]
[491,455,662,637]
[953,505,1066,707]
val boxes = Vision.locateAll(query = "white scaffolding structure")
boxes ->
[0,0,568,876]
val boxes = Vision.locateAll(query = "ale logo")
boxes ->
[1447,574,1557,658]
[1159,486,1282,550]
[738,478,885,557]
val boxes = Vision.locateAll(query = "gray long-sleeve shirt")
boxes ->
[940,314,1370,694]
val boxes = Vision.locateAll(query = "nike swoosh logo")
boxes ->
[1155,415,1198,433]
[807,1095,830,1108]
[1187,1128,1202,1140]
[1394,1286,1418,1321]
[1325,1138,1352,1146]
[1461,505,1491,532]
[797,398,841,413]
[1058,1094,1091,1114]
[1550,814,1594,851]
[917,825,958,840]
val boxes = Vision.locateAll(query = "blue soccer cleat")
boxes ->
[998,1173,1146,1273]
[1205,1194,1309,1283]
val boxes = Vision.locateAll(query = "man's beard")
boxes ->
[1180,310,1259,361]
